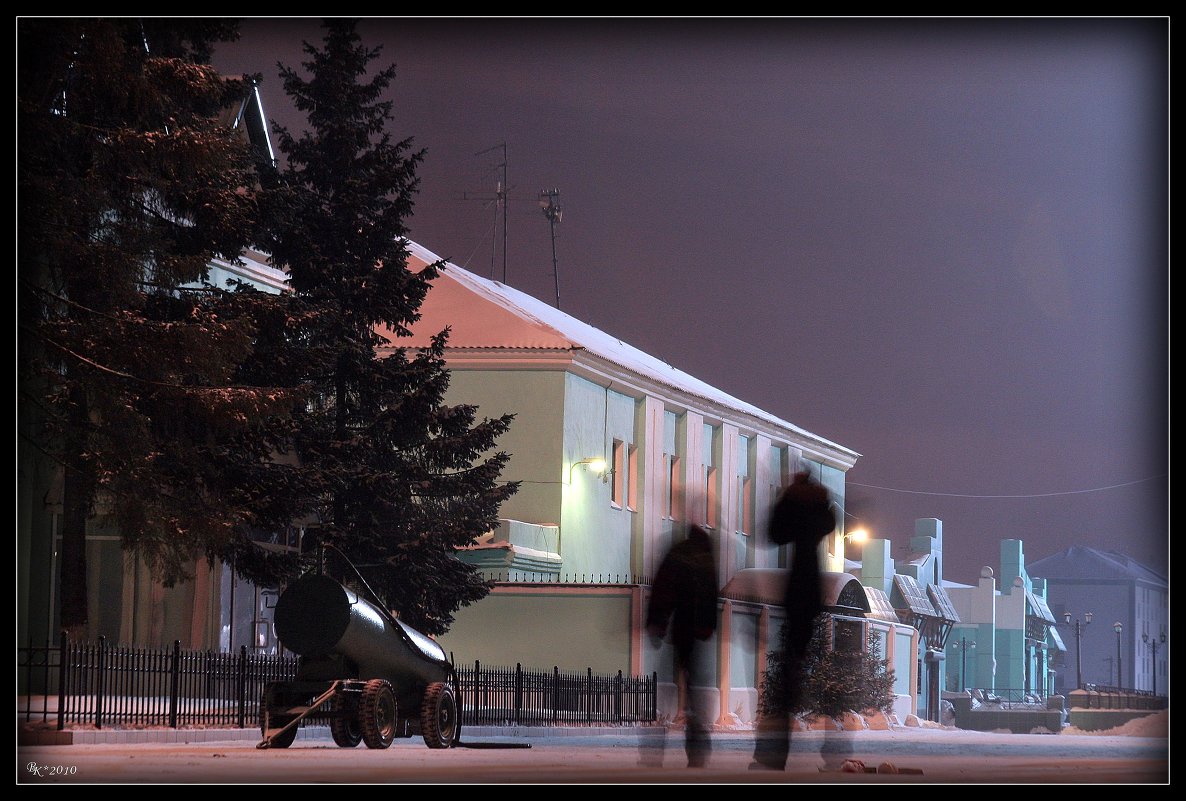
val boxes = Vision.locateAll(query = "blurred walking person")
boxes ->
[751,469,836,770]
[645,523,718,767]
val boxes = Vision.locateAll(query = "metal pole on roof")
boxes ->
[474,143,508,283]
[540,189,562,309]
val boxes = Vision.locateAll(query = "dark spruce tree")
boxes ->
[760,615,896,721]
[18,19,305,636]
[261,20,517,636]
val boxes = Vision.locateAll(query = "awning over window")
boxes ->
[1026,589,1057,624]
[927,584,962,624]
[893,575,936,616]
[892,575,953,650]
[863,586,899,623]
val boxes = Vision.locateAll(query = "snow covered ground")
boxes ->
[19,713,1169,784]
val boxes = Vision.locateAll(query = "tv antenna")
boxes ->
[465,143,508,283]
[539,189,563,309]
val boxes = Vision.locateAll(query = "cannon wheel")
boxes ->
[330,711,363,748]
[420,681,459,749]
[360,679,397,749]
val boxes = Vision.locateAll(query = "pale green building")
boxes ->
[391,244,923,724]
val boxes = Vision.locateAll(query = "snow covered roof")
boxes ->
[721,568,787,606]
[388,242,858,461]
[1028,545,1166,586]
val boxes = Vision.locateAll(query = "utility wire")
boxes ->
[847,475,1165,500]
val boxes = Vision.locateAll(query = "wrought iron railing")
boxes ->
[455,661,657,726]
[19,635,657,731]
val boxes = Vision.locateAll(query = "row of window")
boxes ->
[604,433,782,538]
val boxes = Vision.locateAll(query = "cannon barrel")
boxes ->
[274,573,450,692]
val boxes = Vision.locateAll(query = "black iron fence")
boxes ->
[19,634,299,730]
[19,636,657,730]
[456,661,658,726]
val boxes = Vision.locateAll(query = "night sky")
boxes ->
[211,18,1168,583]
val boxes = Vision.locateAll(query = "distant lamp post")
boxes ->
[954,637,976,692]
[1142,631,1166,695]
[1113,622,1123,689]
[1062,611,1092,689]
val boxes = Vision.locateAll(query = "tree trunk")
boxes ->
[58,384,92,634]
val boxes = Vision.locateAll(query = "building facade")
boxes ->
[18,250,298,655]
[1028,546,1168,695]
[941,539,1059,701]
[391,245,921,724]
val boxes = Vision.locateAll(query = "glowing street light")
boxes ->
[845,528,869,545]
[569,457,607,484]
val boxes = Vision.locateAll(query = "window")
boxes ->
[737,434,754,535]
[668,455,681,520]
[738,475,753,535]
[703,423,719,528]
[610,439,625,508]
[626,444,638,511]
[705,465,718,528]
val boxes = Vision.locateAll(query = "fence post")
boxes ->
[169,640,181,729]
[22,635,31,723]
[95,636,106,730]
[515,663,523,726]
[56,631,68,731]
[553,667,559,724]
[587,667,593,723]
[237,645,248,730]
[467,659,476,721]
[651,671,658,722]
[616,670,623,723]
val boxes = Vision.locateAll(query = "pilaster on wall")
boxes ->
[718,422,739,583]
[636,396,666,579]
[677,410,705,527]
[717,599,733,725]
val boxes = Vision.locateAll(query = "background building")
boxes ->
[17,88,294,655]
[1029,546,1169,695]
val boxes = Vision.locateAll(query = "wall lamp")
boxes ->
[569,457,608,484]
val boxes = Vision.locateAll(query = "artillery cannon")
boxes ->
[258,567,460,751]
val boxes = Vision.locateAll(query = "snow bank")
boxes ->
[1062,710,1168,738]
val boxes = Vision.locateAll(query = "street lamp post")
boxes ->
[1113,622,1123,689]
[954,637,976,692]
[1142,631,1166,695]
[1062,611,1092,690]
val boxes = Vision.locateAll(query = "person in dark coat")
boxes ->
[645,524,718,767]
[751,469,836,770]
